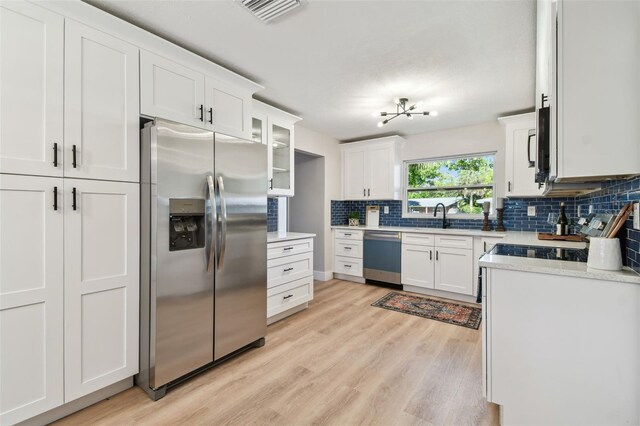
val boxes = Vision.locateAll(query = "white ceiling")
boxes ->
[85,0,536,141]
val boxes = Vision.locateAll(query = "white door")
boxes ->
[64,21,140,183]
[367,144,394,199]
[434,247,473,295]
[268,118,294,196]
[205,76,251,139]
[140,50,205,127]
[342,148,366,200]
[0,1,63,177]
[63,179,139,402]
[401,244,435,288]
[0,175,64,425]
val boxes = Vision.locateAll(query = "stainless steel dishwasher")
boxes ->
[363,230,402,285]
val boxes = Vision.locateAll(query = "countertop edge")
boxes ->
[331,225,506,238]
[267,232,316,243]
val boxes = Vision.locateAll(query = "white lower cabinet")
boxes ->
[401,244,435,288]
[267,238,314,323]
[0,175,64,425]
[0,176,140,424]
[434,247,473,294]
[63,179,139,402]
[333,229,364,279]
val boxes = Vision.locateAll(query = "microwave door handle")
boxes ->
[206,175,217,273]
[527,130,536,168]
[217,175,228,269]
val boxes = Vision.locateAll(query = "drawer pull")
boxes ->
[344,233,352,236]
[283,267,294,272]
[283,246,294,251]
[344,264,352,268]
[344,247,352,250]
[283,294,293,300]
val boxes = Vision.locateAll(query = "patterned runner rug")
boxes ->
[371,292,482,329]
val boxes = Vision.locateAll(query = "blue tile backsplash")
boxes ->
[332,175,640,272]
[267,197,278,232]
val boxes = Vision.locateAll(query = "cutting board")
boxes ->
[537,233,587,242]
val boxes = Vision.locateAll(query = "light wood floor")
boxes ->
[56,280,499,426]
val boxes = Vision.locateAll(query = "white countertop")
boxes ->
[267,232,316,243]
[331,225,507,238]
[479,233,640,284]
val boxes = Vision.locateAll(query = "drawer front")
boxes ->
[267,276,313,318]
[402,232,435,246]
[334,255,363,277]
[335,239,363,258]
[334,229,363,241]
[267,252,313,288]
[267,238,313,260]
[435,235,473,250]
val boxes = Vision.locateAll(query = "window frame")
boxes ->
[401,152,497,220]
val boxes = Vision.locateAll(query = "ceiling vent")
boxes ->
[239,0,302,23]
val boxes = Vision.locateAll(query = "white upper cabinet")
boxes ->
[0,1,63,177]
[63,179,139,402]
[500,113,544,197]
[205,76,252,140]
[253,100,301,197]
[341,136,403,200]
[538,0,640,182]
[65,21,140,183]
[140,50,206,127]
[0,175,64,425]
[141,51,255,139]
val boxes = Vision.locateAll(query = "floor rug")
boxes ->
[371,292,482,329]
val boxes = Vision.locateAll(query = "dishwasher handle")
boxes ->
[364,232,401,241]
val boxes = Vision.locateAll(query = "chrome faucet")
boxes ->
[433,203,449,229]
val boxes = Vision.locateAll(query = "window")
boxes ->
[403,154,495,218]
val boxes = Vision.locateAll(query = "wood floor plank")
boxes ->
[55,279,498,426]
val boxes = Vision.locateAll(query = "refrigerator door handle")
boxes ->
[217,175,228,269]
[206,174,217,273]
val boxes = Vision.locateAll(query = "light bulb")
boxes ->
[393,97,400,105]
[377,121,384,128]
[430,110,438,117]
[414,101,423,109]
[371,112,379,117]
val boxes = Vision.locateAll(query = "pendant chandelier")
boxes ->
[374,98,437,127]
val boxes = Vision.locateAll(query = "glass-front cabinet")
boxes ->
[252,100,300,197]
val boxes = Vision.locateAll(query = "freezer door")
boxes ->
[214,133,267,360]
[150,119,215,388]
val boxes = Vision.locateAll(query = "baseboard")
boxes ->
[17,378,133,426]
[313,270,333,281]
[402,285,478,304]
[333,273,365,284]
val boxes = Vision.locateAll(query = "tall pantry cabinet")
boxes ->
[0,2,139,424]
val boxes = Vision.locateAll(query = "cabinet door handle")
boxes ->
[72,145,77,168]
[484,241,487,252]
[283,246,294,251]
[283,294,293,300]
[368,188,370,196]
[527,131,536,168]
[53,186,58,211]
[53,143,58,167]
[208,107,213,124]
[72,187,77,211]
[269,178,273,190]
[199,104,204,122]
[363,188,366,196]
[283,267,294,272]
[507,181,511,192]
[436,250,439,261]
[429,250,432,260]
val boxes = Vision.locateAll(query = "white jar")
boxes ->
[587,237,622,271]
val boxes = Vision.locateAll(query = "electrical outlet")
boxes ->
[634,202,640,230]
[384,206,389,214]
[527,206,536,217]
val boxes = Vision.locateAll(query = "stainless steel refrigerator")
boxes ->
[138,119,267,400]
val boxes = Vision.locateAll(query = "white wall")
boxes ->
[293,125,342,280]
[401,121,506,197]
[289,153,325,271]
